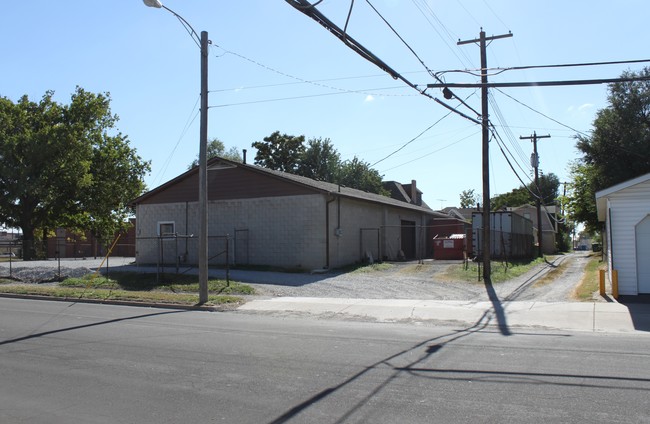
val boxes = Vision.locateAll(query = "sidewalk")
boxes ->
[238,297,650,334]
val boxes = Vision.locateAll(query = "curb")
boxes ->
[0,292,228,312]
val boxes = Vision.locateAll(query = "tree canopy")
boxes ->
[188,138,241,169]
[568,67,650,232]
[0,88,150,259]
[459,189,479,208]
[251,131,388,195]
[491,173,560,210]
[252,131,305,173]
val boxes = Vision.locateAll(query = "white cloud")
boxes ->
[578,103,594,112]
[364,95,375,102]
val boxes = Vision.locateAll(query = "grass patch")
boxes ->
[0,271,255,306]
[349,263,393,274]
[0,284,241,305]
[441,257,546,284]
[574,253,605,301]
[532,257,571,287]
[61,272,255,295]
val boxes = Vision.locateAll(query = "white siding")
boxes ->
[607,180,650,295]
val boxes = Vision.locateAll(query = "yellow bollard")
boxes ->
[612,269,619,299]
[599,269,606,297]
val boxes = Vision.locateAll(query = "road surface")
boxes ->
[1,298,649,423]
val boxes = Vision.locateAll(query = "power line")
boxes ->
[427,74,650,88]
[488,92,531,173]
[494,88,590,137]
[409,0,474,68]
[209,85,407,108]
[370,110,453,167]
[285,0,481,125]
[379,130,479,172]
[213,44,414,98]
[153,95,201,186]
[435,58,650,78]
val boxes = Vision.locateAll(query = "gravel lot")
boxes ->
[0,252,595,301]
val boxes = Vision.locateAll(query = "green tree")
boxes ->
[0,88,150,259]
[296,137,340,181]
[569,68,650,231]
[491,173,560,210]
[338,157,389,196]
[188,138,241,169]
[459,189,479,208]
[252,131,305,173]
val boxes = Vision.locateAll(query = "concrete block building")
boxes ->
[131,157,448,271]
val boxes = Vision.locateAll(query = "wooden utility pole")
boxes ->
[520,131,551,258]
[458,29,512,281]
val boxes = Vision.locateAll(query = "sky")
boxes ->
[2,1,649,210]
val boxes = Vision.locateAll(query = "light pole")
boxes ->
[144,0,209,304]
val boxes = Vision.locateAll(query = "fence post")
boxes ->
[599,269,606,297]
[612,269,619,299]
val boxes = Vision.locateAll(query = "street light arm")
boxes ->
[143,0,201,48]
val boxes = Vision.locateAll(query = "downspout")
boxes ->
[326,194,337,269]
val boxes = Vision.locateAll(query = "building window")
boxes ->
[158,221,175,237]
[523,213,531,220]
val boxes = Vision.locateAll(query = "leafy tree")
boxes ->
[338,157,389,196]
[188,138,241,169]
[297,137,340,181]
[251,131,389,196]
[491,173,560,210]
[491,187,531,210]
[252,131,305,173]
[0,88,150,259]
[459,189,479,208]
[569,67,650,231]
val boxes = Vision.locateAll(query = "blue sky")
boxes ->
[2,1,649,209]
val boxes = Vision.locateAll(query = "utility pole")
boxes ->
[520,131,550,258]
[458,29,512,281]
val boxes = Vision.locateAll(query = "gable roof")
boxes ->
[132,157,446,217]
[595,172,650,220]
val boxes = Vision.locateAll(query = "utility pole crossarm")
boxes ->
[457,31,513,46]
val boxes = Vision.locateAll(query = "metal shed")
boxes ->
[472,211,534,260]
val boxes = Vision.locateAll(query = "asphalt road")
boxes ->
[1,298,649,423]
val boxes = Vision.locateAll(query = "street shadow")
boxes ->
[266,303,532,424]
[0,309,185,347]
[617,295,650,332]
[483,275,512,336]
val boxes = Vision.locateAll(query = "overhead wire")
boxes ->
[210,86,407,108]
[495,88,590,137]
[436,58,650,79]
[152,95,201,186]
[370,110,454,167]
[380,129,480,173]
[212,44,416,98]
[488,92,531,170]
[410,0,474,68]
[285,0,481,125]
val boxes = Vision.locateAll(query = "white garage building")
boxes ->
[596,173,650,295]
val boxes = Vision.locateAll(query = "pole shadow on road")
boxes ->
[0,309,186,347]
